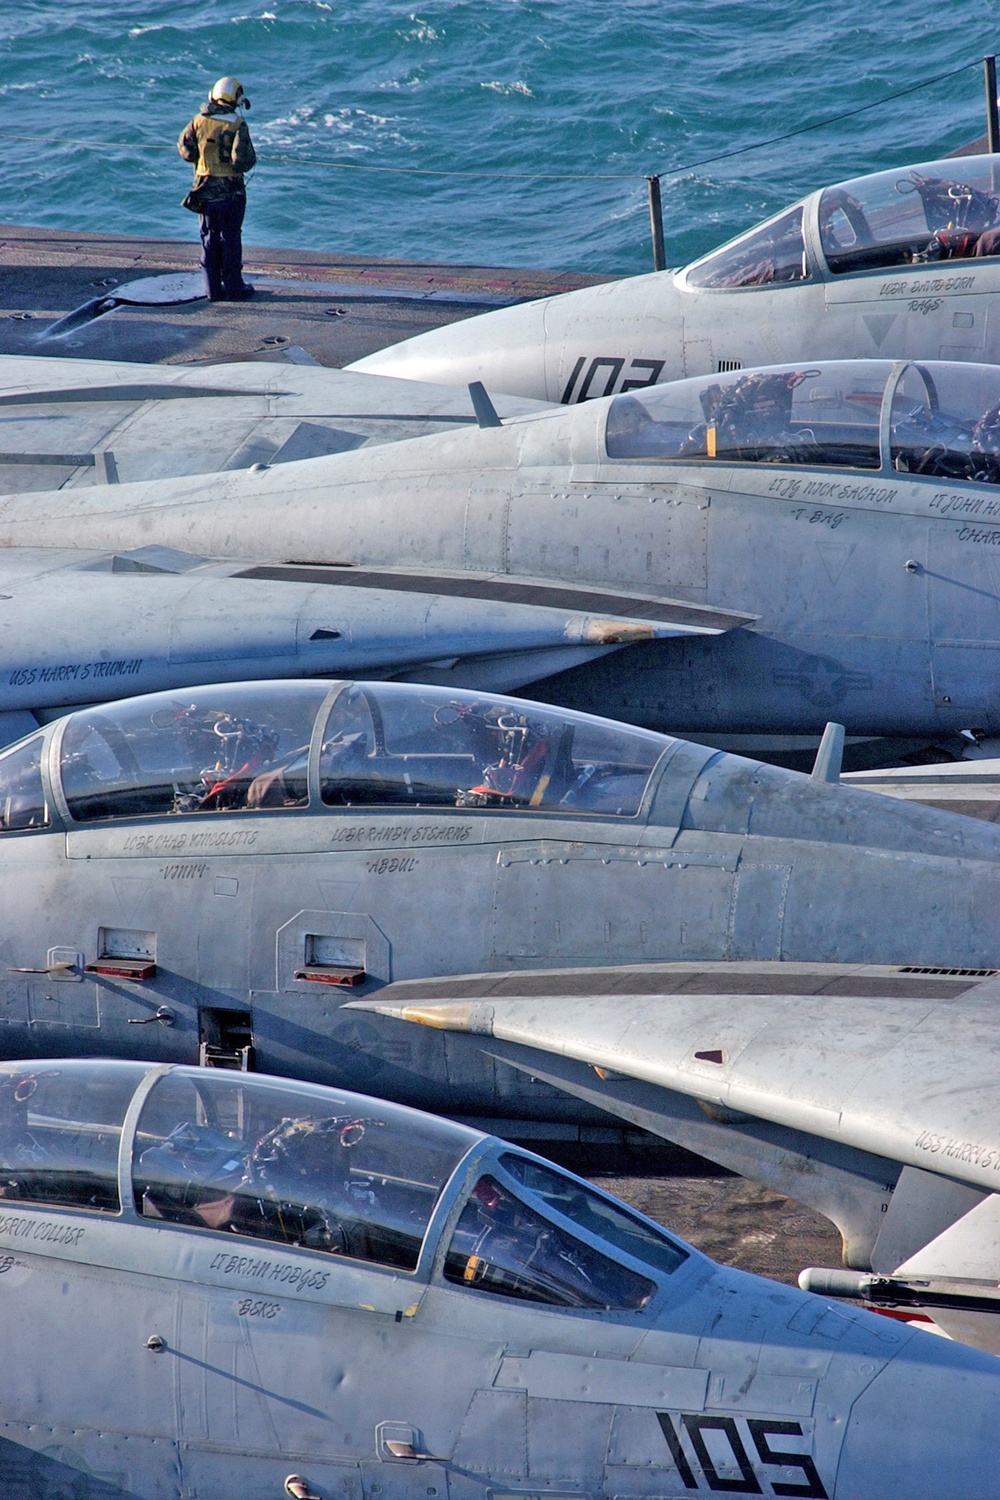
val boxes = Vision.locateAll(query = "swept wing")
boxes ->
[0,545,745,741]
[354,963,1000,1350]
[0,353,550,490]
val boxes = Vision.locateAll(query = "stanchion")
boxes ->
[985,55,999,154]
[646,175,666,271]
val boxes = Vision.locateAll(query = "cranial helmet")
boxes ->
[210,77,246,107]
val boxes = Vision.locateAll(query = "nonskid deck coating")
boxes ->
[0,222,605,369]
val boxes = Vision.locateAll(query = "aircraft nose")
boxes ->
[835,1330,1000,1498]
[346,298,550,397]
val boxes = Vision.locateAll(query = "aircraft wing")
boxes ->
[0,547,748,739]
[0,353,552,490]
[352,963,1000,1350]
[843,758,1000,824]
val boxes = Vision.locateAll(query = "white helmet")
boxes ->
[209,77,248,108]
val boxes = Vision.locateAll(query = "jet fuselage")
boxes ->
[4,679,1000,1117]
[3,358,999,739]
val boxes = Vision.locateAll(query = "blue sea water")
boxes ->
[1,0,998,275]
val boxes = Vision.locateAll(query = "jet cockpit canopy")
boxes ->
[819,156,1000,275]
[684,153,1000,290]
[0,1059,480,1269]
[0,1059,691,1311]
[606,357,1000,481]
[0,680,670,832]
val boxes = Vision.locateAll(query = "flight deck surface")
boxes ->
[0,223,605,368]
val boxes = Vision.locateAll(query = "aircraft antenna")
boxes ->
[810,721,845,783]
[469,381,503,429]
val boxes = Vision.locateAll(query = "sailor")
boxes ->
[178,77,257,302]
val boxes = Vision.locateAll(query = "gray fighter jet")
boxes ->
[0,1054,996,1499]
[7,357,1000,746]
[349,153,1000,400]
[5,678,1000,1121]
[359,964,1000,1356]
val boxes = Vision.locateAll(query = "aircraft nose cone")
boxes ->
[835,1330,1000,1498]
[347,298,550,397]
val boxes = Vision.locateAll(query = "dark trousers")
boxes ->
[199,193,247,299]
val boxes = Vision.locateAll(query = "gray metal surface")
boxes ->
[844,756,1000,822]
[2,189,999,1500]
[5,678,1000,1126]
[0,353,550,489]
[360,971,1000,1349]
[0,353,758,731]
[0,544,696,722]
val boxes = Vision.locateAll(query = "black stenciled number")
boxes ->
[621,357,666,391]
[746,1421,829,1499]
[560,355,586,404]
[657,1411,828,1496]
[578,357,625,402]
[682,1416,763,1494]
[562,354,667,403]
[656,1412,699,1490]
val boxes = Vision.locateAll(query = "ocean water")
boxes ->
[1,0,998,275]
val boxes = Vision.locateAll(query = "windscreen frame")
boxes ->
[431,1143,695,1318]
[680,199,814,293]
[0,729,57,835]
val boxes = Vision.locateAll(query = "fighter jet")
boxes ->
[7,356,1000,746]
[6,677,1000,1123]
[358,963,1000,1354]
[348,152,1000,401]
[0,1054,996,1498]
